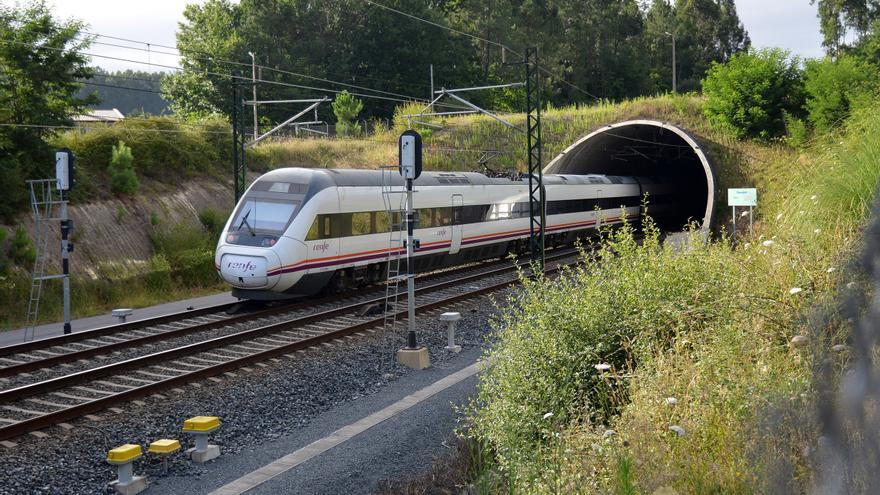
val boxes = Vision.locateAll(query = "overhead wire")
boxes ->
[0,38,430,105]
[79,80,164,95]
[83,32,439,96]
[79,36,432,102]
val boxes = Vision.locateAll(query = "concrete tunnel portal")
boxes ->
[544,120,717,232]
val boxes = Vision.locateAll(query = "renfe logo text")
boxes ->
[227,261,257,272]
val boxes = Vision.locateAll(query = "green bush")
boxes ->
[468,220,742,479]
[198,207,229,241]
[9,226,35,268]
[50,116,232,201]
[109,140,139,195]
[149,222,218,288]
[331,90,364,137]
[784,111,809,147]
[804,55,880,133]
[702,48,805,139]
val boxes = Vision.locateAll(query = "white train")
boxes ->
[215,168,674,300]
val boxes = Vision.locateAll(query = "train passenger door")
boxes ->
[450,194,463,255]
[595,188,603,227]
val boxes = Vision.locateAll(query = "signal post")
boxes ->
[395,130,430,370]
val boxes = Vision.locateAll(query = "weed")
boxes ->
[464,101,880,492]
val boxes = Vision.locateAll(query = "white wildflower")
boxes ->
[669,425,687,436]
[594,363,611,371]
[740,210,749,217]
[826,267,835,273]
[665,397,678,406]
[762,240,775,247]
[543,412,554,420]
[744,242,751,249]
[810,195,818,201]
[789,287,803,295]
[814,229,821,234]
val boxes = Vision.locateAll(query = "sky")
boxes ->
[44,0,827,73]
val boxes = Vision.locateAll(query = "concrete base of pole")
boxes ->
[111,476,147,495]
[187,445,220,463]
[396,347,430,369]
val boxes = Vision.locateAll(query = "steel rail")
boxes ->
[0,257,574,441]
[0,251,574,404]
[0,303,237,358]
[0,251,570,375]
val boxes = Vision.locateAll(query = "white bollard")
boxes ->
[112,308,133,324]
[439,312,462,353]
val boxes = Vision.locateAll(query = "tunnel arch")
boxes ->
[544,120,717,231]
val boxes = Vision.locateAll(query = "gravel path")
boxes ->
[0,290,507,495]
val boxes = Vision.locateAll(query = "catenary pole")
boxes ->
[249,52,258,140]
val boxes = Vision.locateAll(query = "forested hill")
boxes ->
[76,69,170,116]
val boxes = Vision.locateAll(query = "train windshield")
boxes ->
[231,200,298,234]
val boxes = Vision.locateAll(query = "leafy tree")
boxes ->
[109,141,139,195]
[167,0,475,122]
[643,0,677,93]
[804,55,880,132]
[0,0,96,220]
[666,0,751,92]
[331,91,364,137]
[556,0,649,101]
[702,48,805,139]
[812,0,880,56]
[161,0,241,119]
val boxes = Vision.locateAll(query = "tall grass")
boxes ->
[466,103,880,492]
[247,94,725,175]
[0,218,224,330]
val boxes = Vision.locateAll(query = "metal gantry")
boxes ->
[525,47,545,268]
[231,70,331,203]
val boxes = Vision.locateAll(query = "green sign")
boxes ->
[728,188,757,207]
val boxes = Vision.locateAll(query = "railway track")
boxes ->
[0,252,572,385]
[0,251,578,441]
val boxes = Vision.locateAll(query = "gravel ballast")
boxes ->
[0,290,507,495]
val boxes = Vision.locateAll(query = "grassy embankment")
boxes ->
[3,94,717,329]
[459,102,880,492]
[0,94,749,330]
[0,118,232,330]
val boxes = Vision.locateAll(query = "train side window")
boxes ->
[452,205,462,225]
[437,207,452,226]
[332,213,352,237]
[306,217,320,240]
[351,212,372,235]
[306,215,332,240]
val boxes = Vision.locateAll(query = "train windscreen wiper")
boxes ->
[238,208,256,236]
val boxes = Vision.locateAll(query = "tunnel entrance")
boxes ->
[544,120,716,231]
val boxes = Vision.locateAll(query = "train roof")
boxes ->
[257,167,637,189]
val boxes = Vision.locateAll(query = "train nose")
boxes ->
[220,253,276,288]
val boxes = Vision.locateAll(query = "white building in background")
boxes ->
[73,108,125,125]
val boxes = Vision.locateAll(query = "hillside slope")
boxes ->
[464,102,880,492]
[1,95,762,330]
